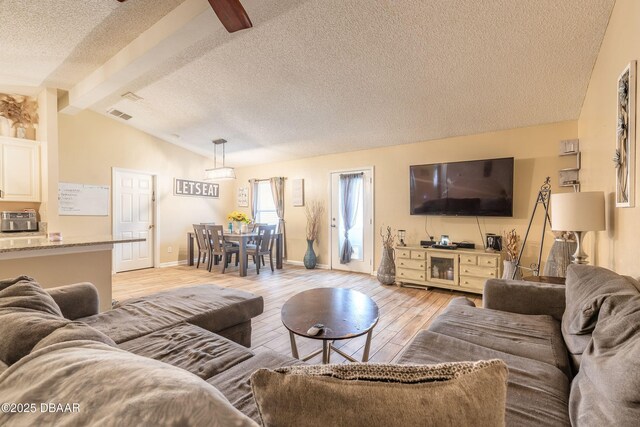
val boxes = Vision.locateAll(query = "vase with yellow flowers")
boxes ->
[227,211,251,233]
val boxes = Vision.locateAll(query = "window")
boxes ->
[255,181,279,226]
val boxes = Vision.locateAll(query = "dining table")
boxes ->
[187,231,283,277]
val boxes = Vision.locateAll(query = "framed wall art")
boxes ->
[292,178,304,206]
[615,61,636,208]
[237,186,249,207]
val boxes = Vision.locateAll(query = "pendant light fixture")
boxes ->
[205,139,236,181]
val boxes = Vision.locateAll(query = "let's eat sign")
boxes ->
[174,179,219,198]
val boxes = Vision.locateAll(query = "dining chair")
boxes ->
[204,225,239,273]
[192,224,209,269]
[247,223,267,247]
[250,222,267,232]
[246,224,276,274]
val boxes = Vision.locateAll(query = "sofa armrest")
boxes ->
[46,282,100,320]
[483,279,566,321]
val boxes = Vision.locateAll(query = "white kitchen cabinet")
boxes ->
[0,136,41,202]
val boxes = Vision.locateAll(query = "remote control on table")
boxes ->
[306,323,324,336]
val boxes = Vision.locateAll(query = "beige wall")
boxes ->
[2,104,579,274]
[231,121,577,272]
[578,0,640,277]
[57,110,234,264]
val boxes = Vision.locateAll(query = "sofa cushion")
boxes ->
[562,265,638,357]
[46,282,99,320]
[0,308,69,365]
[429,302,571,377]
[564,265,639,332]
[569,295,640,426]
[398,330,570,427]
[119,322,254,380]
[32,321,116,352]
[0,276,62,317]
[0,341,258,427]
[81,285,263,344]
[251,360,508,427]
[208,350,303,423]
[215,320,253,347]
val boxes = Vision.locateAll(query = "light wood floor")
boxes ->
[113,264,482,364]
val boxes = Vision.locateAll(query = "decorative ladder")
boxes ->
[513,177,552,279]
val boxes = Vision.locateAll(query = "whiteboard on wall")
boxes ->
[58,182,110,216]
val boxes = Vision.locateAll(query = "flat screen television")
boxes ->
[410,157,514,217]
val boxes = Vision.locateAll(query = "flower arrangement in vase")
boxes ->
[304,200,324,269]
[0,94,38,139]
[227,211,251,233]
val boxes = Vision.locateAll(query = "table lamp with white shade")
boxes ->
[551,191,606,264]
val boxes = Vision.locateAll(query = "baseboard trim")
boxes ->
[284,260,330,270]
[158,260,188,268]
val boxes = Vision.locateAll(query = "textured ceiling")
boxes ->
[2,0,615,166]
[0,0,186,88]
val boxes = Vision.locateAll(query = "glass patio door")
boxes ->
[330,168,373,274]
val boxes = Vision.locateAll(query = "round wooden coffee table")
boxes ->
[281,288,379,364]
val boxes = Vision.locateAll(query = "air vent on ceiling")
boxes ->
[121,91,143,102]
[107,108,132,121]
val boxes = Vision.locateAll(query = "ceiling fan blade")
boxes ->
[208,0,253,33]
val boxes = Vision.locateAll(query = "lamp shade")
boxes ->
[551,191,605,232]
[204,167,236,181]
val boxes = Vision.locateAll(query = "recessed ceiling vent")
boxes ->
[107,108,132,121]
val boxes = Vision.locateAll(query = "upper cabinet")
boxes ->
[0,136,40,202]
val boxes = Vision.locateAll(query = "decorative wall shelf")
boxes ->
[559,139,580,190]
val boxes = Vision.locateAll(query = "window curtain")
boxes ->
[270,177,287,258]
[339,173,363,264]
[249,179,259,221]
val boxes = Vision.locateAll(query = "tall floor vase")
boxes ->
[303,239,317,269]
[377,247,396,285]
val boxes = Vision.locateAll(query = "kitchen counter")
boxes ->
[0,236,146,312]
[0,236,144,254]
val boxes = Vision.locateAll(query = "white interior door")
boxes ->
[330,168,373,273]
[113,169,155,272]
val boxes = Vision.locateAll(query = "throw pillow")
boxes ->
[563,264,638,335]
[0,341,258,427]
[569,295,640,425]
[0,276,63,317]
[0,308,69,365]
[251,359,508,427]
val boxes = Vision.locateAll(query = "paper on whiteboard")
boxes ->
[58,182,110,216]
